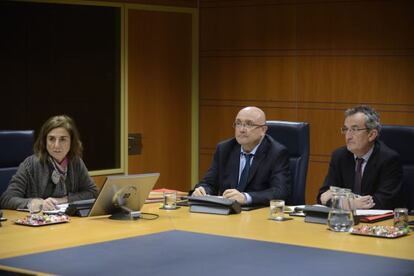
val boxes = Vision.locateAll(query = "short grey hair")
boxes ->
[345,105,381,133]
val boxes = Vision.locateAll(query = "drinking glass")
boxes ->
[163,191,177,210]
[394,208,408,229]
[28,198,43,215]
[269,199,285,221]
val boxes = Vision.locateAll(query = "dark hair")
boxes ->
[344,105,381,132]
[33,115,83,163]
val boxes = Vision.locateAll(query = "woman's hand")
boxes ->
[43,196,68,210]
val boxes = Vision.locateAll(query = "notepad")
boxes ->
[355,209,393,216]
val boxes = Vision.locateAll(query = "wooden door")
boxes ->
[128,9,192,192]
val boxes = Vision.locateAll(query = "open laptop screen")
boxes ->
[88,173,160,219]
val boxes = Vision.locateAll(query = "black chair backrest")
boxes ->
[266,121,310,205]
[0,130,34,195]
[380,125,414,210]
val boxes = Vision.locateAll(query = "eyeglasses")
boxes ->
[233,121,266,130]
[340,127,369,135]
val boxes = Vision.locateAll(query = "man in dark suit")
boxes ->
[192,106,291,206]
[317,105,403,210]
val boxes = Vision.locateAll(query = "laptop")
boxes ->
[66,173,159,219]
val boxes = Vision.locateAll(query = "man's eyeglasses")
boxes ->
[340,127,369,135]
[233,121,266,130]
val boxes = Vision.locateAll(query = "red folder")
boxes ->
[146,188,188,203]
[358,212,394,223]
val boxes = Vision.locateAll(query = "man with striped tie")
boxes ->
[317,105,403,210]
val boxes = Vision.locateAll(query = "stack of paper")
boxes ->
[356,209,394,223]
[146,188,188,203]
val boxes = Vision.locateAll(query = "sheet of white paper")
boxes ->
[17,203,69,214]
[355,209,393,216]
[42,203,68,214]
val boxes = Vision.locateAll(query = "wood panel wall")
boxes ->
[83,0,197,8]
[128,9,193,192]
[199,0,414,204]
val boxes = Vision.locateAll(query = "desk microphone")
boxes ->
[111,186,141,220]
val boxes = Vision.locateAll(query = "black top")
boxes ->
[317,140,403,209]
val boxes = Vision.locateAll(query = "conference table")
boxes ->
[0,204,413,275]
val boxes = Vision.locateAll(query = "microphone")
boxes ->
[111,186,140,220]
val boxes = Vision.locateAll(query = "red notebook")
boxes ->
[358,212,394,223]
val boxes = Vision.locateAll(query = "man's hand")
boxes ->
[222,189,246,204]
[192,186,207,196]
[353,195,375,209]
[320,190,333,205]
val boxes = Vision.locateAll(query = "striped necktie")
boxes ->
[238,153,252,192]
[354,157,364,195]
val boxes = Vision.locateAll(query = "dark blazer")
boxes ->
[317,141,403,210]
[196,134,292,205]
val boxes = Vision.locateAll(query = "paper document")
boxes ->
[355,209,393,216]
[43,203,68,214]
[284,205,305,213]
[17,203,68,214]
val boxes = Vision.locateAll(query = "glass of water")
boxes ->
[394,208,408,229]
[163,191,177,210]
[269,199,285,221]
[28,198,43,215]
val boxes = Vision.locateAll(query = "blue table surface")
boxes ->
[1,230,413,276]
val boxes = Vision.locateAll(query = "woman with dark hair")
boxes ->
[0,115,98,210]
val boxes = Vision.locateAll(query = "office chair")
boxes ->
[0,130,34,196]
[266,121,310,205]
[380,125,414,210]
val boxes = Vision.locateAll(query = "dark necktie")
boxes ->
[354,157,364,195]
[238,153,252,192]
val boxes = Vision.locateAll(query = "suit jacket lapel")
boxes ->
[344,153,356,191]
[360,142,379,194]
[226,144,241,189]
